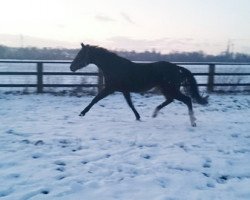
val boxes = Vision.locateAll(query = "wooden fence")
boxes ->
[0,60,250,93]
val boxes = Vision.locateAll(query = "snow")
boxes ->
[0,92,250,200]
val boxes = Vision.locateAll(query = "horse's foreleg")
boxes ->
[152,98,173,118]
[79,88,113,117]
[123,92,141,120]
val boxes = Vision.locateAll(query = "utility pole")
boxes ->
[20,34,24,48]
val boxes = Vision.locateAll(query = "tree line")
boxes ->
[0,45,250,62]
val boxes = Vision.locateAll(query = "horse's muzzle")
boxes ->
[70,66,76,72]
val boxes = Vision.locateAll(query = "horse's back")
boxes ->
[140,61,181,83]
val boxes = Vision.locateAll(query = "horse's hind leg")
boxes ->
[122,92,141,120]
[152,98,173,118]
[174,92,196,127]
[152,87,173,118]
[79,88,113,117]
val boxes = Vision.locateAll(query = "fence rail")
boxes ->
[0,60,250,93]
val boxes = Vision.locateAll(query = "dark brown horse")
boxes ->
[70,44,208,126]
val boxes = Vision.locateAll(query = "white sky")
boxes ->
[0,0,250,54]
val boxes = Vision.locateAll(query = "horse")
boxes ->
[70,43,208,126]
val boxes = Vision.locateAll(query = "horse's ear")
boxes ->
[81,43,85,48]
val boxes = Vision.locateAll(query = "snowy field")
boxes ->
[0,93,250,200]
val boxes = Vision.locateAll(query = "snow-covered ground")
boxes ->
[0,93,250,200]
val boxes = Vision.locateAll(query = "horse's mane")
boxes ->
[88,45,131,63]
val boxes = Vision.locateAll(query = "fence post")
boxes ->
[98,68,104,93]
[207,64,215,92]
[37,62,43,93]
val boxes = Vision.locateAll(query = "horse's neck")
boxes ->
[92,53,132,73]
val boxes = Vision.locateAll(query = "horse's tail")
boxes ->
[179,67,208,105]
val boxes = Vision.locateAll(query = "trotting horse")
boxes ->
[70,43,208,126]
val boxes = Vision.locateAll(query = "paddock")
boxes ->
[0,93,249,200]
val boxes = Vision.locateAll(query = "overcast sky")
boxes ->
[0,0,250,54]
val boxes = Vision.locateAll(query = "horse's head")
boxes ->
[70,43,91,72]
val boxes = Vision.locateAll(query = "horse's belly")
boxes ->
[117,81,156,92]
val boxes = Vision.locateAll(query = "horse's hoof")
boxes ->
[152,109,159,118]
[79,113,85,117]
[192,122,197,127]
